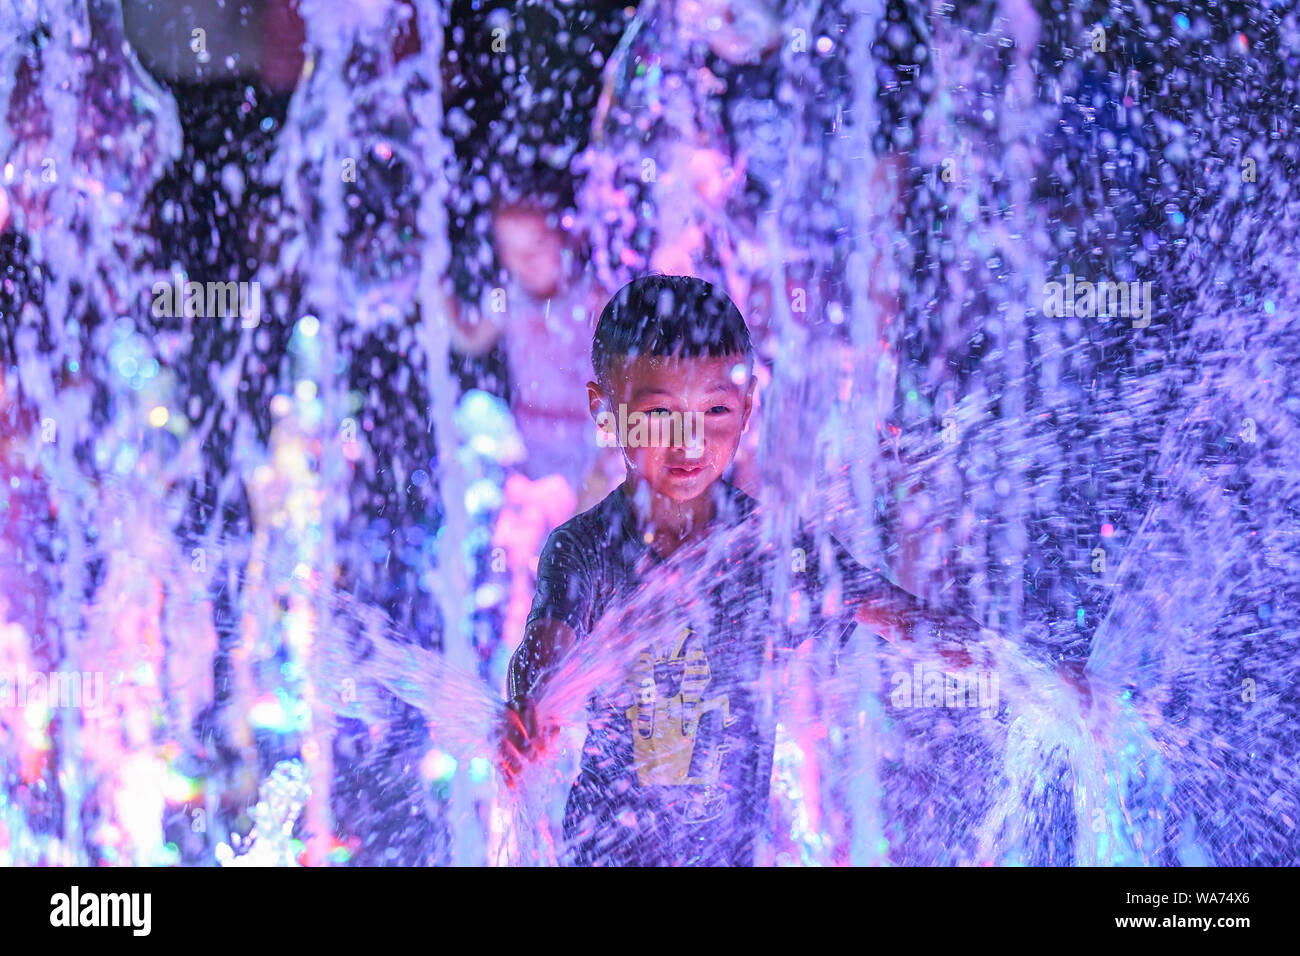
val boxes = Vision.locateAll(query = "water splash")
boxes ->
[217,759,311,866]
[1,0,1297,866]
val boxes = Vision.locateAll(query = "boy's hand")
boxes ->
[853,603,976,669]
[1056,659,1092,713]
[853,603,904,643]
[1053,658,1127,743]
[498,696,557,789]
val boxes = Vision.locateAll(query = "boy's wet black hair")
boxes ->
[591,274,754,386]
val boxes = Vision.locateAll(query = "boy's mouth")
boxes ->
[668,464,704,478]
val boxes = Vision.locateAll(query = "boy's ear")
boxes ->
[587,381,607,419]
[740,373,756,430]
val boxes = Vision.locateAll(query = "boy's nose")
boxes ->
[666,428,705,461]
[677,410,706,460]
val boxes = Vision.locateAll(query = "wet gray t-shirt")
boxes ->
[524,479,874,866]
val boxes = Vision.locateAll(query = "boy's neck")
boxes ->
[621,476,720,558]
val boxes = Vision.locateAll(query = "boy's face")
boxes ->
[676,0,783,65]
[492,206,565,300]
[590,352,755,503]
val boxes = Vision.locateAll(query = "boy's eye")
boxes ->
[708,405,731,415]
[648,407,673,417]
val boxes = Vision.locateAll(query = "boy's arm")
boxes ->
[501,617,578,784]
[802,533,1094,701]
[791,531,993,670]
[507,617,579,707]
[845,571,992,670]
[511,524,593,700]
[499,526,593,784]
[846,567,1101,714]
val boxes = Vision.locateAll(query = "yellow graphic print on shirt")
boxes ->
[625,626,736,804]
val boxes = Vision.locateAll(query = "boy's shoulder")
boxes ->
[559,483,632,535]
[537,484,636,563]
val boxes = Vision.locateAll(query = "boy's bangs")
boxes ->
[593,274,753,379]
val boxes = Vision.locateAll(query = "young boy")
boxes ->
[499,274,1002,866]
[449,196,622,508]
